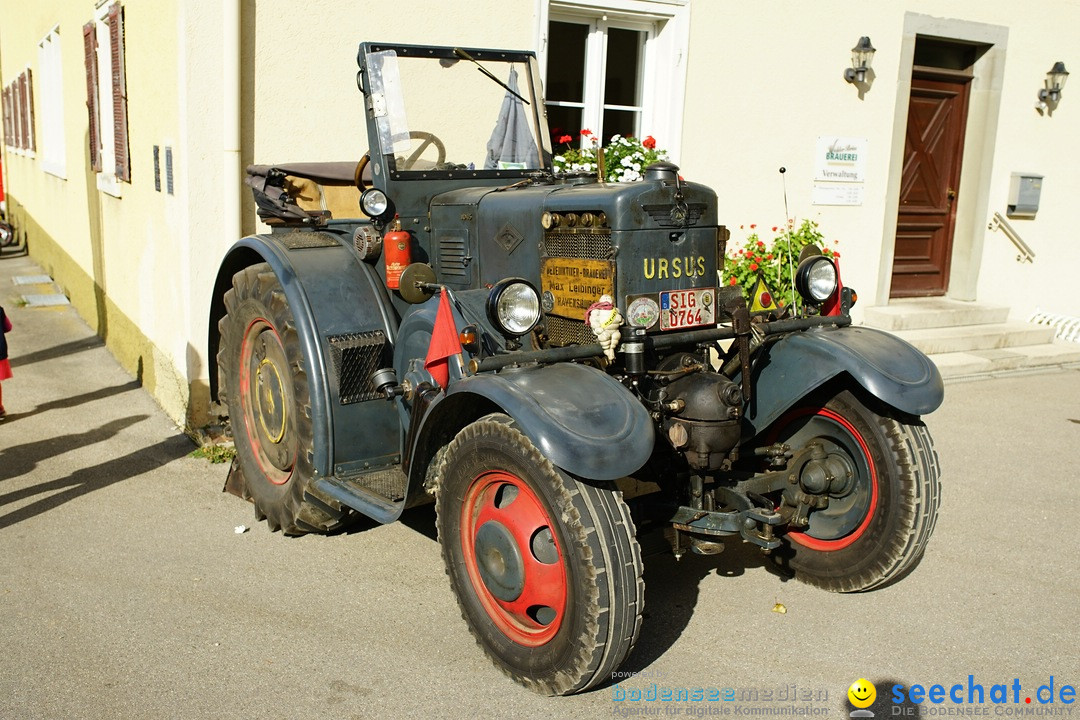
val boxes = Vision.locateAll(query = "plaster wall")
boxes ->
[681,1,1078,320]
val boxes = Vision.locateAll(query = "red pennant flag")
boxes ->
[822,257,844,316]
[424,290,462,389]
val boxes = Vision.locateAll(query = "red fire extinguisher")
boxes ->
[383,216,411,290]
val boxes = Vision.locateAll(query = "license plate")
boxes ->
[659,287,717,330]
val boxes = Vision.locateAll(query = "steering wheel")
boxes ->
[400,131,447,170]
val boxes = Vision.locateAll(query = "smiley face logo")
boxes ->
[848,678,877,709]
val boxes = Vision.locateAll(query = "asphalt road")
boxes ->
[2,248,1078,719]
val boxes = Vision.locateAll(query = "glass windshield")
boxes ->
[365,48,549,176]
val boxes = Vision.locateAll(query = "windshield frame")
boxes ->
[358,43,553,182]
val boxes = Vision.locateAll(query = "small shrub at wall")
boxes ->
[725,219,841,309]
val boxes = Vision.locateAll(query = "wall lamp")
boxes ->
[1038,61,1069,103]
[844,36,876,83]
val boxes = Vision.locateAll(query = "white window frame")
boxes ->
[93,2,121,197]
[38,27,66,179]
[536,0,690,162]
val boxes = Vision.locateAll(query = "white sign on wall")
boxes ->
[812,136,868,206]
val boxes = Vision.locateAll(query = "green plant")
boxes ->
[190,444,236,464]
[724,219,841,309]
[552,130,668,182]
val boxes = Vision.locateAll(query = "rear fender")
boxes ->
[208,233,399,479]
[741,326,944,436]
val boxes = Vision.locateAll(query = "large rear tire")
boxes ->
[769,389,941,592]
[435,414,644,695]
[218,263,346,535]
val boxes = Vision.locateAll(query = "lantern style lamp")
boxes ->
[1038,62,1069,103]
[844,37,876,84]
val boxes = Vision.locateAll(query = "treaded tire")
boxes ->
[770,389,941,592]
[218,263,346,535]
[435,414,644,695]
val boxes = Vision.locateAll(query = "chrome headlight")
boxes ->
[487,279,541,337]
[360,188,394,222]
[795,256,838,304]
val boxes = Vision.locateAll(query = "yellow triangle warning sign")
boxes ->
[749,275,781,313]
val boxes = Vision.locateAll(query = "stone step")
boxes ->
[863,297,1009,330]
[891,321,1056,355]
[931,341,1080,381]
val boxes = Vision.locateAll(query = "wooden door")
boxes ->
[891,70,972,297]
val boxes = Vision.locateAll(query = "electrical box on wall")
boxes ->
[1007,172,1043,219]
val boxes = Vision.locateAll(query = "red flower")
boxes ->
[771,226,778,232]
[766,253,773,260]
[750,224,757,229]
[833,251,841,258]
[580,128,593,137]
[729,276,738,286]
[642,135,657,150]
[749,263,759,271]
[558,134,573,144]
[757,240,765,248]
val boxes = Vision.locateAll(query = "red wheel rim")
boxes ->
[238,317,295,485]
[775,407,878,551]
[460,471,567,647]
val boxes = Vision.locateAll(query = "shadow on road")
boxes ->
[0,414,149,481]
[0,432,193,530]
[9,336,105,369]
[0,380,141,424]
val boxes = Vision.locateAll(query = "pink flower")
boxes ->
[642,135,657,150]
[558,134,573,144]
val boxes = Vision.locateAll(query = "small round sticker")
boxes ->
[627,296,660,329]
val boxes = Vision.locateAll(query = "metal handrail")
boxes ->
[988,212,1035,263]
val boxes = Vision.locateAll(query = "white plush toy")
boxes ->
[585,295,623,361]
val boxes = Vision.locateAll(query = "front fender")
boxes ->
[742,326,944,436]
[443,363,655,481]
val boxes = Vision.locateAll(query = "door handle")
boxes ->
[947,188,957,200]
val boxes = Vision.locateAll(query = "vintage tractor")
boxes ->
[208,43,942,695]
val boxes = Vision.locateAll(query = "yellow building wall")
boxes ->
[681,1,1079,319]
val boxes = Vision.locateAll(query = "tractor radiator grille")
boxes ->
[327,330,387,404]
[545,314,598,347]
[542,229,611,345]
[543,228,612,260]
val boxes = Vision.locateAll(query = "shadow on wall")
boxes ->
[85,128,108,340]
[187,341,211,428]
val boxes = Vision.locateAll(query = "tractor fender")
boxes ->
[741,325,944,436]
[208,233,399,479]
[434,363,656,482]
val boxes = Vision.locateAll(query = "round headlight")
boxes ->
[360,188,392,220]
[796,256,838,304]
[487,279,541,337]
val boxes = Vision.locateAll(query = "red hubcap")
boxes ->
[776,408,878,551]
[239,317,296,485]
[461,471,567,646]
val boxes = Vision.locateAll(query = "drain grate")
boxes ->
[21,294,70,307]
[13,275,54,285]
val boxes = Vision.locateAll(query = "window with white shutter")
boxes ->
[38,27,67,178]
